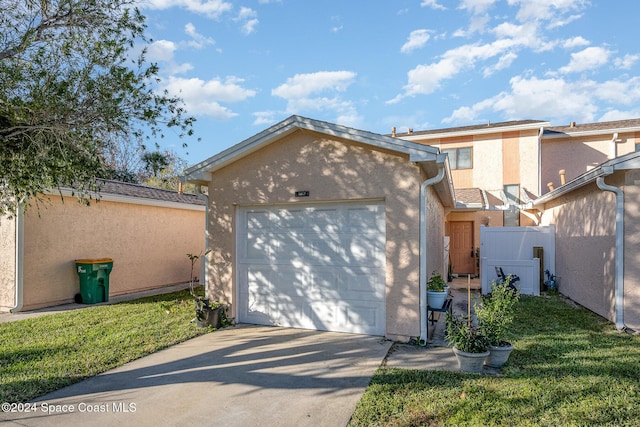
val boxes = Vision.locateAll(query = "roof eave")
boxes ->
[399,121,550,142]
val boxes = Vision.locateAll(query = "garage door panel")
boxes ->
[238,202,386,335]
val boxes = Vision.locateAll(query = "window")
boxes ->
[636,143,640,152]
[503,184,520,205]
[442,147,472,170]
[503,209,520,226]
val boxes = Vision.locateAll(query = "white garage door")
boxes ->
[237,201,386,335]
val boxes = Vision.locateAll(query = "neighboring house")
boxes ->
[396,120,549,276]
[183,115,455,342]
[530,151,640,332]
[0,180,206,312]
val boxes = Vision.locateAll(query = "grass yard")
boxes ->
[350,295,640,427]
[0,289,213,403]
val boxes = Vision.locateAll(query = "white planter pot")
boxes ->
[427,290,447,309]
[452,347,490,373]
[485,343,514,368]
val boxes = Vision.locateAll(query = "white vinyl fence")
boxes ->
[480,225,555,296]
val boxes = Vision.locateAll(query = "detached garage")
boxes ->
[184,116,455,340]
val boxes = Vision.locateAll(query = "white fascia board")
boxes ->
[400,122,550,142]
[51,189,205,212]
[543,126,640,139]
[184,115,439,179]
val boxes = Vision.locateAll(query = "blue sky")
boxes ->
[137,0,640,165]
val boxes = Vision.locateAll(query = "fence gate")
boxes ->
[480,225,555,296]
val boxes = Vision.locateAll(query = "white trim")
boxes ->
[400,121,550,142]
[543,126,640,139]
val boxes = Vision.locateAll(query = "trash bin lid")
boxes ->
[75,258,113,264]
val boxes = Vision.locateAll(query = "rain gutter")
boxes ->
[10,201,25,313]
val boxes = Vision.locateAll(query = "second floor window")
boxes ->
[442,147,473,170]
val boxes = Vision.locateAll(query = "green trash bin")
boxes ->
[75,258,113,304]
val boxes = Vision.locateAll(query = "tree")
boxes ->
[142,151,171,178]
[0,0,196,216]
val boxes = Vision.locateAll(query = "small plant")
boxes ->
[187,250,231,328]
[427,271,446,291]
[475,278,520,346]
[445,312,490,353]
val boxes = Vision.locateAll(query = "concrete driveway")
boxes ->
[1,325,392,427]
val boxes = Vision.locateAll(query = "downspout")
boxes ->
[538,126,544,196]
[596,173,626,331]
[195,185,210,299]
[419,163,446,346]
[10,200,25,313]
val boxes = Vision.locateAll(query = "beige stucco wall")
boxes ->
[623,170,640,330]
[0,215,17,310]
[539,176,621,325]
[206,129,446,339]
[541,132,638,193]
[19,197,205,311]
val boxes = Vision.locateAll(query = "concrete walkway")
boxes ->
[1,325,391,427]
[1,278,494,426]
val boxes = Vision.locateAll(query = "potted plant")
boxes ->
[187,250,227,329]
[445,312,490,373]
[475,277,520,368]
[427,271,448,309]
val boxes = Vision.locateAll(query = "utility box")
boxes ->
[75,258,113,304]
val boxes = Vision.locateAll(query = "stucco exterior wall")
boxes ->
[19,197,205,310]
[540,179,619,323]
[623,170,640,330]
[541,132,638,193]
[0,215,17,310]
[206,129,444,339]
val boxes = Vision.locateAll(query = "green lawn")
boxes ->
[350,295,640,427]
[0,290,212,403]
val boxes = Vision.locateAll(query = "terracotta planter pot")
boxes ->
[485,343,514,368]
[452,347,490,373]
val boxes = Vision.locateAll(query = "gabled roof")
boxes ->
[543,118,640,138]
[184,115,443,183]
[394,119,549,141]
[97,180,205,205]
[183,115,456,206]
[530,150,640,208]
[56,179,205,211]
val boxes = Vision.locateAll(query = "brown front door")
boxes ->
[450,221,474,275]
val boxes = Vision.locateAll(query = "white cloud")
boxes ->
[272,71,356,99]
[142,0,233,20]
[146,39,193,75]
[161,76,256,119]
[562,36,590,49]
[599,109,640,122]
[421,0,446,11]
[483,52,518,77]
[253,111,279,125]
[459,0,496,15]
[401,29,431,54]
[147,40,177,62]
[271,71,358,119]
[444,75,640,125]
[559,46,611,74]
[614,53,640,70]
[508,0,588,24]
[184,23,215,48]
[235,7,259,35]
